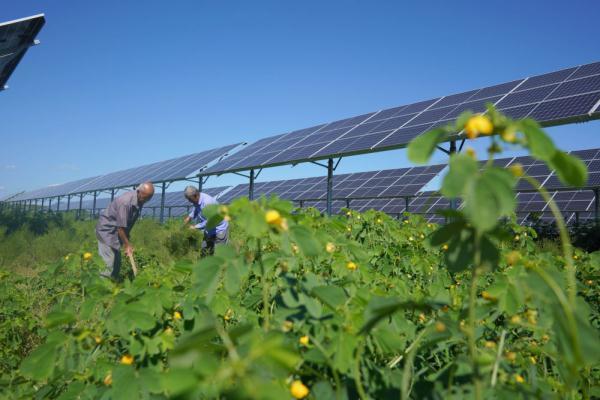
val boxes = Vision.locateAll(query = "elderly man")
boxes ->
[95,182,154,281]
[183,185,229,256]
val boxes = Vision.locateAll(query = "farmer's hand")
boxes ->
[124,244,134,257]
[188,225,197,230]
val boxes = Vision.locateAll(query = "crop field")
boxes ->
[0,109,598,399]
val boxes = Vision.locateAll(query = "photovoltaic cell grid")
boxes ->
[203,61,600,176]
[218,165,445,204]
[10,144,241,201]
[517,190,596,224]
[0,14,44,90]
[491,148,600,191]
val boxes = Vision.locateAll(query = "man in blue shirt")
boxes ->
[183,185,229,256]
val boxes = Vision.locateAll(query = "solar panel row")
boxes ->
[9,144,241,202]
[202,61,600,176]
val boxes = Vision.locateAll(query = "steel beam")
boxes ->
[326,158,334,216]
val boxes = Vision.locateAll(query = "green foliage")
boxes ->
[0,108,598,399]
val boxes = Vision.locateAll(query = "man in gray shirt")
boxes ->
[95,182,155,281]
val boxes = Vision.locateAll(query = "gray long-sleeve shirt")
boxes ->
[95,191,141,250]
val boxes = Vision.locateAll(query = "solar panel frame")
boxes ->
[0,14,45,90]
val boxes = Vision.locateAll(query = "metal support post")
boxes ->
[326,158,334,216]
[56,196,61,211]
[66,195,71,211]
[198,176,203,192]
[449,140,458,210]
[168,207,172,219]
[405,197,410,213]
[49,198,52,211]
[41,198,45,212]
[159,182,166,224]
[594,188,599,225]
[78,193,83,219]
[92,191,97,218]
[346,199,351,209]
[249,169,255,201]
[111,188,115,202]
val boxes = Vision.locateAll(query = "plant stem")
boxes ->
[523,175,576,306]
[354,339,369,400]
[490,329,506,387]
[469,233,483,400]
[310,335,342,400]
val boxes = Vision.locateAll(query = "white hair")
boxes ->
[184,185,199,200]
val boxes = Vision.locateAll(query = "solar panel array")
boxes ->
[202,61,600,176]
[0,14,45,90]
[488,148,600,191]
[517,190,597,224]
[218,165,445,204]
[10,144,241,201]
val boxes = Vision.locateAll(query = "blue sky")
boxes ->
[1,0,599,198]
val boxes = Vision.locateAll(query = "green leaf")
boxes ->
[192,256,223,303]
[463,167,515,232]
[161,368,198,397]
[224,262,243,296]
[407,128,448,164]
[311,285,347,309]
[290,226,321,257]
[20,342,57,380]
[549,151,588,188]
[45,310,75,328]
[428,221,466,246]
[520,119,556,161]
[441,153,479,198]
[444,228,475,273]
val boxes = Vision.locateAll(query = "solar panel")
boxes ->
[517,190,595,224]
[11,144,241,202]
[219,165,444,210]
[0,14,44,90]
[203,61,600,176]
[74,143,241,193]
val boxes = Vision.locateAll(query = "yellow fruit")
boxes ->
[506,250,521,266]
[514,374,525,384]
[514,234,520,241]
[418,313,426,323]
[481,291,496,301]
[64,255,70,261]
[290,380,309,399]
[224,309,234,321]
[442,244,449,251]
[299,335,309,346]
[356,215,361,220]
[408,236,414,241]
[526,310,538,325]
[346,211,352,216]
[265,209,282,225]
[510,315,521,324]
[465,115,494,139]
[505,351,517,362]
[346,226,352,232]
[219,205,229,214]
[94,336,102,344]
[325,242,336,253]
[586,279,593,285]
[120,354,134,365]
[529,356,537,365]
[83,252,93,261]
[282,320,293,332]
[465,147,477,159]
[509,164,524,178]
[573,255,578,260]
[434,321,446,333]
[376,218,382,224]
[346,261,357,271]
[427,223,433,228]
[501,127,518,143]
[103,373,112,386]
[419,234,425,239]
[484,341,496,349]
[164,327,174,335]
[224,215,232,222]
[542,334,550,342]
[403,220,409,224]
[173,311,182,320]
